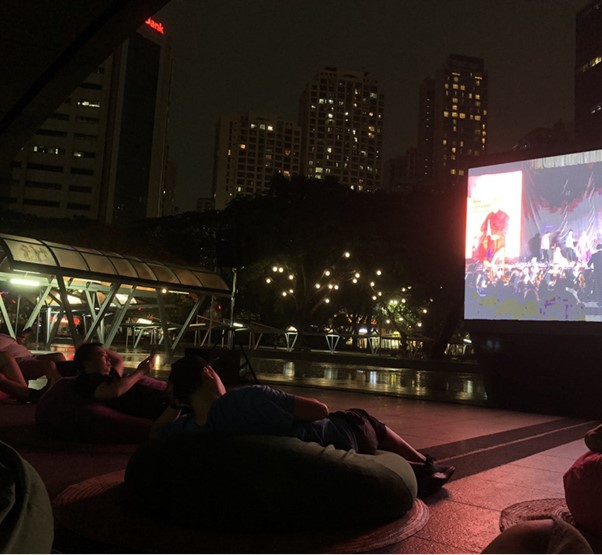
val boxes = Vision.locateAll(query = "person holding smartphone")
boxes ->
[73,342,169,419]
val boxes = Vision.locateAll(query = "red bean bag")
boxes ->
[34,377,162,444]
[564,451,602,538]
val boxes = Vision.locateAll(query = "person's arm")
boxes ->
[293,395,329,421]
[93,355,151,401]
[150,406,182,440]
[105,349,125,376]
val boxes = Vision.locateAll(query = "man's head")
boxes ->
[169,355,225,405]
[74,342,111,375]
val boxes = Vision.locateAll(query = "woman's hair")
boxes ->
[73,342,104,371]
[169,355,207,404]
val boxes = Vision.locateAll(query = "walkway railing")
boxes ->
[188,320,473,361]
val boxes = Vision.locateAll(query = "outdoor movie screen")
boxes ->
[465,148,602,323]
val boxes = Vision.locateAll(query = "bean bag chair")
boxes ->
[0,441,54,553]
[564,451,602,538]
[123,433,418,532]
[34,377,163,444]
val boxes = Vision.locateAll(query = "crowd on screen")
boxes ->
[465,247,602,321]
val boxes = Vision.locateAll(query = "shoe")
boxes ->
[416,457,456,498]
[422,453,451,474]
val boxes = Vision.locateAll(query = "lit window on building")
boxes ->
[77,100,101,108]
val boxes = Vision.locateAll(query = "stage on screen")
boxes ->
[465,148,602,325]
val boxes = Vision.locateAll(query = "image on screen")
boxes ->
[465,148,602,322]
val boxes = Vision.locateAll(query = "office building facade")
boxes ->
[212,113,301,210]
[575,0,602,148]
[418,55,488,186]
[6,19,172,224]
[298,67,384,192]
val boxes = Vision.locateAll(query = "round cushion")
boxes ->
[123,434,417,532]
[35,377,154,443]
[53,469,429,554]
[0,441,54,554]
[564,451,602,538]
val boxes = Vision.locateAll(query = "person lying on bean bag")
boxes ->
[73,342,169,420]
[152,354,455,498]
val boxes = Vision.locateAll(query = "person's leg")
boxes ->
[378,425,428,463]
[0,353,61,402]
[18,357,62,382]
[378,425,455,498]
[0,352,30,400]
[39,352,66,364]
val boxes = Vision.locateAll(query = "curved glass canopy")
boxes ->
[0,233,229,295]
[0,234,231,358]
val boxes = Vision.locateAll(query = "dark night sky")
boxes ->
[156,0,589,209]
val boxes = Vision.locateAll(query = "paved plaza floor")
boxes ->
[272,384,596,553]
[35,344,600,552]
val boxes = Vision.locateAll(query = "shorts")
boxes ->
[329,408,387,455]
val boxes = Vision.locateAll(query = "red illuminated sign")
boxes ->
[145,17,165,35]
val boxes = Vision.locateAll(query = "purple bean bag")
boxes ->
[35,376,167,444]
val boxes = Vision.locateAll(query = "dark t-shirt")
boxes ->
[74,368,120,398]
[162,385,361,451]
[74,368,169,420]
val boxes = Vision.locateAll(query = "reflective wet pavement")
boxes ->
[45,343,486,406]
[246,356,487,406]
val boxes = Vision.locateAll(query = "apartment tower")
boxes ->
[418,55,488,186]
[212,113,302,210]
[575,1,602,148]
[298,67,384,191]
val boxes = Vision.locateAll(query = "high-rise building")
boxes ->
[212,112,301,210]
[6,18,172,224]
[298,67,384,192]
[417,78,435,182]
[418,55,488,186]
[575,1,602,148]
[382,148,418,193]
